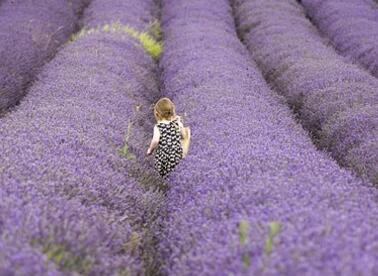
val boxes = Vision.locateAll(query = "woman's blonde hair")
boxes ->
[154,97,176,121]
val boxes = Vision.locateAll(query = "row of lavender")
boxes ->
[0,186,139,275]
[301,0,378,78]
[0,0,163,274]
[234,0,378,185]
[0,0,90,113]
[156,0,378,274]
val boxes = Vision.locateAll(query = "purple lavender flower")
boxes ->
[0,0,163,274]
[0,187,141,275]
[234,0,378,184]
[156,0,378,274]
[301,0,378,78]
[0,0,90,113]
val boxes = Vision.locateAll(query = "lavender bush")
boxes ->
[0,187,142,274]
[0,0,91,113]
[0,0,164,274]
[234,0,378,184]
[156,0,378,274]
[83,0,155,30]
[301,0,378,78]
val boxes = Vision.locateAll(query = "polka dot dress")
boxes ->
[154,118,183,177]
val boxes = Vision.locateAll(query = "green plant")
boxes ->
[238,219,251,268]
[264,221,281,255]
[31,238,93,274]
[70,22,163,59]
[119,121,136,160]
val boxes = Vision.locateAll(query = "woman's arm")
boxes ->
[147,125,160,155]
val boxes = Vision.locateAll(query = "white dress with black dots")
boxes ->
[155,118,183,177]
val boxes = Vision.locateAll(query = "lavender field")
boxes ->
[0,0,90,113]
[0,0,377,275]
